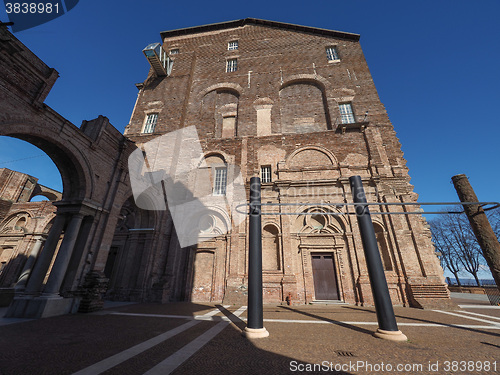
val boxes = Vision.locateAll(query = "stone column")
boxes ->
[14,235,45,291]
[24,214,66,295]
[42,213,84,296]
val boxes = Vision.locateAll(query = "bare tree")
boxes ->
[429,212,486,286]
[430,217,463,286]
[487,207,500,240]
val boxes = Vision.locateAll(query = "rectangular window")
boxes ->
[261,165,272,183]
[228,40,238,50]
[339,103,355,124]
[169,48,179,55]
[213,167,227,195]
[226,58,237,72]
[143,113,158,133]
[326,46,340,61]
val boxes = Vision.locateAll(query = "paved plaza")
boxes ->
[0,293,498,374]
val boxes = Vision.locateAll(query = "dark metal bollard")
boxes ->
[350,176,407,341]
[244,177,269,338]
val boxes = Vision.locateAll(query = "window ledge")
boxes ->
[328,59,341,64]
[336,121,369,134]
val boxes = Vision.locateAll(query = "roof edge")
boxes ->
[159,18,360,41]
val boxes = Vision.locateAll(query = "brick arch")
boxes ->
[285,146,338,169]
[279,77,332,132]
[29,184,62,202]
[199,87,240,138]
[279,74,330,92]
[198,83,243,98]
[0,122,91,201]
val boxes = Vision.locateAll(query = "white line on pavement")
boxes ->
[71,306,226,375]
[259,318,500,329]
[142,306,247,375]
[105,313,500,329]
[458,310,500,321]
[434,310,500,327]
[458,304,500,309]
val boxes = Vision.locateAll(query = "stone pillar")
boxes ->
[24,214,66,295]
[42,213,84,296]
[14,235,45,291]
[219,103,237,138]
[254,98,273,136]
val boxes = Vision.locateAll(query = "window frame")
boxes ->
[326,46,340,62]
[339,103,355,124]
[226,58,238,73]
[227,40,238,51]
[142,113,158,134]
[213,166,227,196]
[261,165,272,183]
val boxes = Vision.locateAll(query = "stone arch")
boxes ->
[286,146,338,169]
[0,122,91,201]
[372,221,393,271]
[29,184,62,202]
[262,223,281,271]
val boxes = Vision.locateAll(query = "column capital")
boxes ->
[53,201,96,217]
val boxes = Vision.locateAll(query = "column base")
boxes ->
[243,327,269,339]
[373,328,408,342]
[4,295,80,318]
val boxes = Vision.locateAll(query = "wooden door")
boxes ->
[311,253,339,300]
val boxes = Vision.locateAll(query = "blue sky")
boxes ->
[1,1,499,211]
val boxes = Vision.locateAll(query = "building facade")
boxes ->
[0,168,61,305]
[115,19,450,308]
[0,19,452,318]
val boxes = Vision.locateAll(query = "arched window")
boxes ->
[373,223,393,271]
[262,225,280,271]
[200,89,239,138]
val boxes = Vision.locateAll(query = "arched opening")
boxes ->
[0,134,83,200]
[0,137,62,195]
[373,222,393,271]
[200,89,239,138]
[0,127,95,317]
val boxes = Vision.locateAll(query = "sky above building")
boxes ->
[1,0,499,273]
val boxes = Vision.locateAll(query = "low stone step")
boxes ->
[310,300,348,305]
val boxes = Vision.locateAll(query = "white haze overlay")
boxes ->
[128,126,246,247]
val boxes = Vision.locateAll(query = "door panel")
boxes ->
[311,253,339,300]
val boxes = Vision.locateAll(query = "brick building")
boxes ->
[0,19,451,318]
[115,18,449,308]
